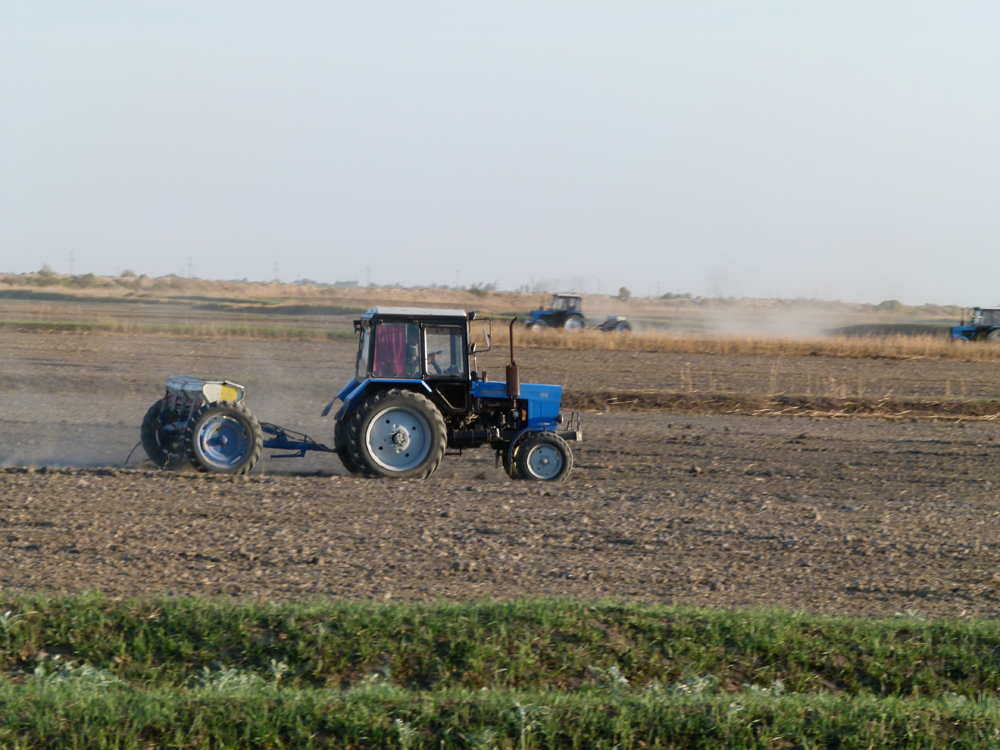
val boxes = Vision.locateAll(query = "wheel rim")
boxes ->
[366,406,432,472]
[197,415,250,469]
[565,318,583,332]
[524,442,564,479]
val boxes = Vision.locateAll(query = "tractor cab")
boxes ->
[528,294,586,332]
[354,308,469,382]
[951,307,1000,343]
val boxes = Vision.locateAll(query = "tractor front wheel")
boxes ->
[529,322,546,332]
[347,389,447,479]
[184,401,263,474]
[501,446,521,480]
[515,432,573,481]
[140,399,184,469]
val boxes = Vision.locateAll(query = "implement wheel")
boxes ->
[140,399,184,469]
[515,432,573,482]
[347,389,447,479]
[184,401,263,474]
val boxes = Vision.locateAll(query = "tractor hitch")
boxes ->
[260,423,335,459]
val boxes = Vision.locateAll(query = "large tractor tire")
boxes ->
[346,389,447,479]
[564,316,584,333]
[333,417,365,476]
[515,432,573,482]
[184,401,263,475]
[987,330,1000,344]
[140,399,184,469]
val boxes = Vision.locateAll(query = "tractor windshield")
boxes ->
[372,322,421,379]
[425,326,466,377]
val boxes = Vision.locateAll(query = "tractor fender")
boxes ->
[321,378,360,417]
[332,379,434,421]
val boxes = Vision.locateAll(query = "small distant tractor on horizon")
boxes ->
[950,307,1000,343]
[526,293,632,333]
[141,308,581,481]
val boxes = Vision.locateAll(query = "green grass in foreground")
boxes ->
[3,597,1000,748]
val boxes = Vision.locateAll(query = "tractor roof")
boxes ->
[554,293,582,299]
[362,307,468,321]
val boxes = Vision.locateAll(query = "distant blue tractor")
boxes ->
[527,293,632,333]
[142,308,581,480]
[950,307,1000,343]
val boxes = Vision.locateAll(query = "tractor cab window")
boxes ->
[425,326,466,377]
[552,296,580,312]
[371,322,421,379]
[983,310,1000,326]
[356,326,371,379]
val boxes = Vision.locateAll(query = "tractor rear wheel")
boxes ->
[347,389,447,479]
[987,330,1000,344]
[515,432,573,481]
[334,417,365,476]
[564,317,584,333]
[184,401,263,475]
[140,399,184,469]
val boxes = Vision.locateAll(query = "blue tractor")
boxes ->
[950,307,1000,343]
[327,308,581,480]
[526,293,632,333]
[142,308,581,481]
[527,294,587,332]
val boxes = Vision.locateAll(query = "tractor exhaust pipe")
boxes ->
[506,317,520,401]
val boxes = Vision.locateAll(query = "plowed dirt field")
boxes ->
[2,330,1000,617]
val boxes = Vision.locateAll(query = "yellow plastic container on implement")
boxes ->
[165,376,245,408]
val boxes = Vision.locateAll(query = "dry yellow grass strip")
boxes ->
[511,329,1000,361]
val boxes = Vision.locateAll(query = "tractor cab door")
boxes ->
[424,324,470,414]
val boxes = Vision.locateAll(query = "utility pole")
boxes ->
[68,251,74,276]
[366,266,371,287]
[187,257,193,278]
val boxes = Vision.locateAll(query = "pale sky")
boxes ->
[1,1,997,304]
